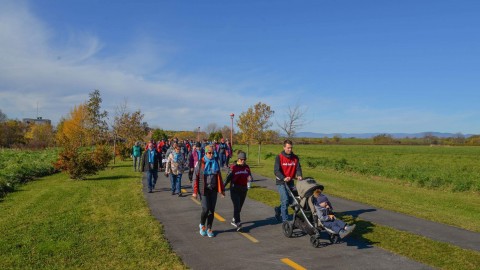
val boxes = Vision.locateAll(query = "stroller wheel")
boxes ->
[310,235,321,248]
[282,221,293,238]
[329,234,339,244]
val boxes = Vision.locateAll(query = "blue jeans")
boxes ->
[147,170,158,191]
[277,184,293,222]
[170,173,182,194]
[219,153,226,167]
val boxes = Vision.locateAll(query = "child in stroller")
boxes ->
[281,178,356,247]
[312,188,356,239]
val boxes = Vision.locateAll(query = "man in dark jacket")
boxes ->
[273,139,303,222]
[141,142,162,193]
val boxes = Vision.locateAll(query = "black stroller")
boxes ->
[281,178,340,248]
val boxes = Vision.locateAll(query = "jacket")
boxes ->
[141,150,162,172]
[193,157,225,196]
[274,151,302,185]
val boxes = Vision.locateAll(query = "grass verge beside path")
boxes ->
[247,185,480,270]
[241,147,480,233]
[0,161,185,270]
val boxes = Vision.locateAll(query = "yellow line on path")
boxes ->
[181,188,187,193]
[190,197,201,205]
[281,258,307,270]
[238,232,259,243]
[189,196,224,222]
[214,213,225,222]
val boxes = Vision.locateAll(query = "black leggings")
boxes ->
[201,189,218,229]
[231,186,247,223]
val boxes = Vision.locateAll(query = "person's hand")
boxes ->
[297,176,303,181]
[284,177,291,182]
[192,193,197,199]
[165,173,169,177]
[328,214,335,220]
[221,192,225,198]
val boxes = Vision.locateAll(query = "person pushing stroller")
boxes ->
[313,188,356,239]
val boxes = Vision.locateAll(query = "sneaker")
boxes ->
[236,223,242,232]
[345,224,356,233]
[207,229,215,238]
[274,206,281,222]
[199,224,207,236]
[339,225,355,239]
[230,218,238,228]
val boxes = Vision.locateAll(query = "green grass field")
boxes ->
[0,160,185,270]
[2,145,479,269]
[238,144,480,232]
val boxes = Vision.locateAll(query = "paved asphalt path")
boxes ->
[142,171,441,270]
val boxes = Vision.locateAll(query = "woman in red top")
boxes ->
[224,151,252,231]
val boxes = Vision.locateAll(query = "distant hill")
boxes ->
[295,132,476,139]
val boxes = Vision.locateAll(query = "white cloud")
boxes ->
[0,1,278,130]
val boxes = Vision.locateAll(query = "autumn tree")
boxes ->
[152,128,168,142]
[277,104,307,140]
[0,120,27,148]
[55,93,111,179]
[204,123,218,138]
[25,123,55,149]
[237,102,274,164]
[112,100,147,159]
[56,104,89,147]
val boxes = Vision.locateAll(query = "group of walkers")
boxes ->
[133,138,354,239]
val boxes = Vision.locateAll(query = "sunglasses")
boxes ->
[206,152,213,154]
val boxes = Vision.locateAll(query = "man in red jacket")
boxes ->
[274,139,303,222]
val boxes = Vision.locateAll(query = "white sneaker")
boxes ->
[231,218,238,228]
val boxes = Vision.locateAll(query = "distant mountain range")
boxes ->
[295,132,476,139]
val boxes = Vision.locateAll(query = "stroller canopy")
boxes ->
[296,178,324,198]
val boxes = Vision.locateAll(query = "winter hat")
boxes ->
[195,142,201,148]
[237,151,246,160]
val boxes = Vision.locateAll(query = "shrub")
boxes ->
[55,144,111,179]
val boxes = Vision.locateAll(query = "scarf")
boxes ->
[148,150,155,163]
[196,150,202,160]
[203,155,219,175]
[173,152,181,162]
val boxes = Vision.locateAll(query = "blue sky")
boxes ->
[1,0,479,134]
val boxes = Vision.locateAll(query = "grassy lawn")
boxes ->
[0,161,185,270]
[240,144,480,232]
[248,185,480,270]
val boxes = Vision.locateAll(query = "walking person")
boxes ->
[188,142,204,183]
[274,139,303,222]
[218,138,228,168]
[224,151,252,231]
[166,144,185,196]
[141,142,162,193]
[192,145,225,238]
[132,141,143,171]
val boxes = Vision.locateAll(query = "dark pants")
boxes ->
[201,189,218,229]
[231,186,248,223]
[147,170,158,191]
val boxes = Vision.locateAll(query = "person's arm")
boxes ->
[192,161,201,198]
[224,169,233,188]
[166,154,172,175]
[296,156,303,180]
[274,155,285,181]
